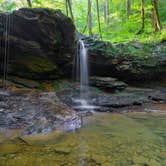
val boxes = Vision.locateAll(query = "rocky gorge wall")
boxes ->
[82,36,166,82]
[0,8,165,82]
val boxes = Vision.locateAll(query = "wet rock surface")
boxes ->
[9,77,40,88]
[0,80,165,135]
[57,86,166,112]
[0,90,81,135]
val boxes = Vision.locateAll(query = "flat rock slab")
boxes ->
[90,76,128,92]
[58,86,166,112]
[9,77,40,88]
[0,90,81,135]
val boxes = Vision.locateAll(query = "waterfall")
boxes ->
[79,40,89,101]
[0,13,11,89]
[73,40,89,106]
[73,39,99,111]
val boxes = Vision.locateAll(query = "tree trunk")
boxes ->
[88,0,93,37]
[104,0,109,25]
[67,0,74,21]
[141,0,145,31]
[126,0,130,20]
[27,0,32,7]
[151,0,162,32]
[96,0,102,39]
[65,0,69,16]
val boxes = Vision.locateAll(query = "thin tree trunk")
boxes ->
[151,0,162,32]
[82,24,87,34]
[104,0,109,25]
[27,0,32,8]
[65,0,69,16]
[96,0,102,39]
[67,0,74,21]
[126,0,130,20]
[141,0,145,31]
[137,0,145,34]
[88,0,93,37]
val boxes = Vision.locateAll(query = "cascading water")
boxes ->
[73,39,89,108]
[79,40,89,102]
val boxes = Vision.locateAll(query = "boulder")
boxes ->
[0,8,76,80]
[90,76,127,92]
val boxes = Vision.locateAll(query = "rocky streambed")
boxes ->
[0,90,81,135]
[58,85,166,113]
[0,79,166,165]
[0,77,166,136]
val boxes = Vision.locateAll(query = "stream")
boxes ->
[0,109,166,166]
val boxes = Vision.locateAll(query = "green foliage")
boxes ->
[52,80,73,91]
[0,0,17,12]
[38,80,73,91]
[0,0,166,43]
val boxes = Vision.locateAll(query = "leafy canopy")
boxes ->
[0,0,166,43]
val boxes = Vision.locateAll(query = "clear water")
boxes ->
[0,112,166,166]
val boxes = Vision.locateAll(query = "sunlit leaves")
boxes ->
[0,0,165,43]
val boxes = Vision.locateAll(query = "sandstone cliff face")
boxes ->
[0,8,76,80]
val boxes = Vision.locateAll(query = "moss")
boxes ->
[89,40,120,58]
[90,87,103,94]
[52,80,73,91]
[21,56,57,73]
[39,80,73,91]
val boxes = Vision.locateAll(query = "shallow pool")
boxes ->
[0,112,166,166]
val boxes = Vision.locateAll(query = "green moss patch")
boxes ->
[20,56,57,73]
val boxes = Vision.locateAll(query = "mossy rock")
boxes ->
[0,8,76,80]
[82,36,166,81]
[22,56,57,73]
